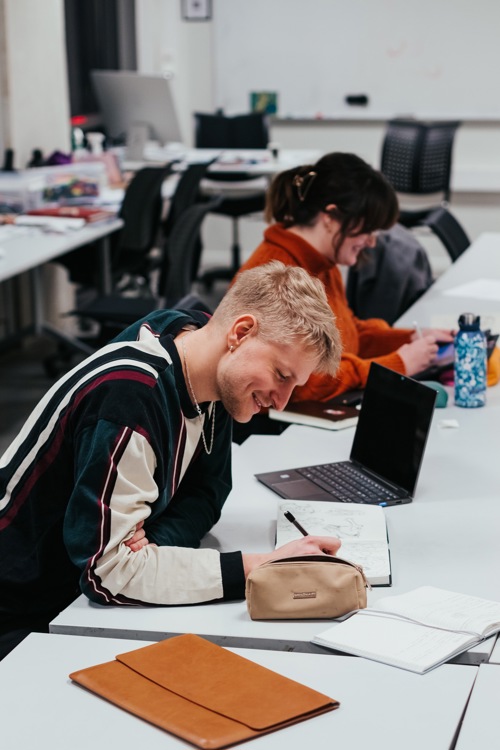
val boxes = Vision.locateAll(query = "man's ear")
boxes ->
[228,314,258,349]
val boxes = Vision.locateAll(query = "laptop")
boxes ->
[255,364,437,507]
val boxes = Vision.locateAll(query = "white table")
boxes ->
[0,219,123,285]
[0,218,123,351]
[488,637,500,664]
[50,411,500,661]
[122,146,322,177]
[0,632,478,750]
[397,231,500,330]
[454,664,500,749]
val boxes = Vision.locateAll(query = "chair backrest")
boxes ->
[172,293,213,316]
[157,161,216,294]
[194,112,269,149]
[381,120,461,201]
[117,163,175,254]
[163,161,215,234]
[419,207,470,262]
[161,196,223,306]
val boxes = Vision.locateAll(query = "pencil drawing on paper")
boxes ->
[276,499,391,585]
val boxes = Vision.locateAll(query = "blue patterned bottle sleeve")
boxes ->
[454,313,487,407]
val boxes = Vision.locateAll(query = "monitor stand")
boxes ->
[126,122,150,160]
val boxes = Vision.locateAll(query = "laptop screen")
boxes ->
[350,364,436,495]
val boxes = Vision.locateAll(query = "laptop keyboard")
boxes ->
[297,461,406,504]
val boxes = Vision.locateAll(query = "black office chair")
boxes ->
[56,164,176,293]
[43,166,214,375]
[193,111,270,288]
[380,119,470,268]
[70,161,214,316]
[416,206,470,263]
[70,197,222,341]
[113,164,176,279]
[194,111,269,150]
[380,119,461,228]
[164,162,214,231]
[157,160,216,295]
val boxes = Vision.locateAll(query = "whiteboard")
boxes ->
[213,0,500,119]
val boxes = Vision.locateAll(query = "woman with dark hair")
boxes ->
[236,152,452,402]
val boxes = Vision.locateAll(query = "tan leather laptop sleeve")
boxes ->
[70,633,339,748]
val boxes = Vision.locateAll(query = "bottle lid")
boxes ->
[458,312,480,330]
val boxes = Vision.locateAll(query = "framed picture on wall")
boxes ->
[181,0,212,20]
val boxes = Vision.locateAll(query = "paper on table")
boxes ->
[313,586,500,673]
[14,215,86,231]
[313,612,474,674]
[442,278,500,301]
[371,586,500,635]
[0,225,36,240]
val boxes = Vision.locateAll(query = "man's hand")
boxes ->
[242,535,342,578]
[124,520,151,552]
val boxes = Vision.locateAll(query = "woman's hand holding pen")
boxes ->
[242,536,342,578]
[399,324,457,376]
[397,336,439,376]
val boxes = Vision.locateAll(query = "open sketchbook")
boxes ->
[312,586,500,674]
[276,500,391,586]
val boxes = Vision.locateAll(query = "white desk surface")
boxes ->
[397,231,500,329]
[489,637,500,664]
[50,232,500,656]
[0,218,123,283]
[122,147,322,176]
[454,664,500,750]
[50,408,500,658]
[124,142,500,193]
[0,632,477,750]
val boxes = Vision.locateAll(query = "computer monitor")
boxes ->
[91,70,182,149]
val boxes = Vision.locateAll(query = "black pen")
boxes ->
[284,510,309,537]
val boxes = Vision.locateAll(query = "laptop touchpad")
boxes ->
[271,479,330,499]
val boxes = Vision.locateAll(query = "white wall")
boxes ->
[0,0,9,158]
[135,0,213,146]
[0,1,498,278]
[0,0,72,336]
[134,1,500,270]
[1,0,70,168]
[212,0,500,120]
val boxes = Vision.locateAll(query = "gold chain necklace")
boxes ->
[180,335,216,455]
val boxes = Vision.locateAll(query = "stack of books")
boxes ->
[15,205,116,231]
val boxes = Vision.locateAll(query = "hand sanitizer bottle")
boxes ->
[454,313,487,407]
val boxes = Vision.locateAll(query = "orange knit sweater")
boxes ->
[237,224,414,401]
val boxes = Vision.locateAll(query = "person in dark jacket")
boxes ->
[0,261,342,659]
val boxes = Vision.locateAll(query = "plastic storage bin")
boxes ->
[0,162,107,213]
